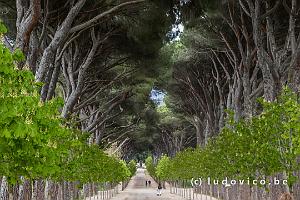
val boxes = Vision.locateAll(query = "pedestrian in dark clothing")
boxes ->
[145,180,148,187]
[157,182,162,196]
[148,180,151,186]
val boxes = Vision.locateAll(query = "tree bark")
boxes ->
[0,176,8,200]
[15,0,41,56]
[35,0,87,83]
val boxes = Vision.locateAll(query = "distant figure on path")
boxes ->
[157,182,162,196]
[145,180,148,187]
[148,180,151,187]
[278,193,294,200]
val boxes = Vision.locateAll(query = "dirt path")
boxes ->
[110,168,186,200]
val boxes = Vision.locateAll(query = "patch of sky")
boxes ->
[150,89,166,106]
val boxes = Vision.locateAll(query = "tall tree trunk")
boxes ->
[17,177,25,200]
[46,64,61,100]
[15,0,41,57]
[44,180,50,200]
[36,180,44,200]
[41,63,55,101]
[12,184,18,200]
[204,118,210,146]
[35,0,87,83]
[31,181,37,200]
[242,72,253,118]
[0,176,9,200]
[233,76,242,121]
[193,116,204,147]
[27,29,39,73]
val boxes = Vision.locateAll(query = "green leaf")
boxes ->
[0,22,7,34]
[2,128,11,138]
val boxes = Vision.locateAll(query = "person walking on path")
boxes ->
[145,180,148,187]
[148,180,151,187]
[157,182,162,196]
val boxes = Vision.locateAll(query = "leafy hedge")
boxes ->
[156,89,300,189]
[127,160,137,177]
[155,155,170,181]
[145,156,157,179]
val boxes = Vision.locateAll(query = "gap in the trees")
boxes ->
[150,88,166,106]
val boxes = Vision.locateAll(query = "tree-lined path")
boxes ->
[1,0,300,199]
[86,168,218,200]
[87,168,186,200]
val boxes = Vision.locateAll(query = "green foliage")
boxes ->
[61,143,131,183]
[0,22,131,184]
[156,88,300,188]
[127,160,137,177]
[165,148,203,180]
[145,156,156,179]
[120,1,172,56]
[0,23,66,182]
[0,21,8,34]
[155,155,171,181]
